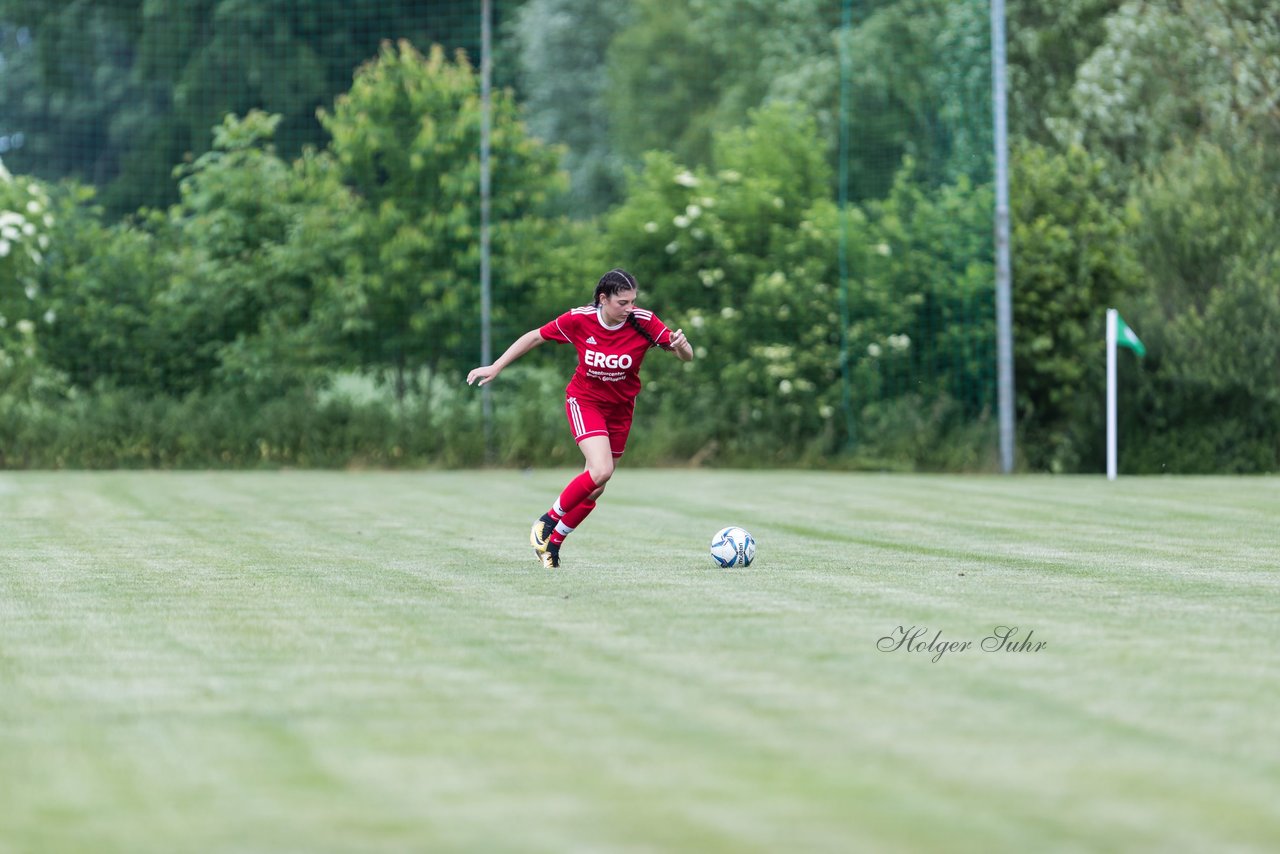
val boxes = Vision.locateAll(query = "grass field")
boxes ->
[1,470,1278,853]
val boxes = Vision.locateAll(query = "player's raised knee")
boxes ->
[588,461,615,485]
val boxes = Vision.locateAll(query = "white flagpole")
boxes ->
[1106,308,1118,480]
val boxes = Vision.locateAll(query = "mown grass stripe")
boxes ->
[1,470,1277,852]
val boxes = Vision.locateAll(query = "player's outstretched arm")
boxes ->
[467,329,545,386]
[667,328,694,362]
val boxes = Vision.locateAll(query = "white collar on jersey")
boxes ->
[596,305,627,331]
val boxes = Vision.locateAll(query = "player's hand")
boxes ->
[668,329,688,351]
[467,365,499,386]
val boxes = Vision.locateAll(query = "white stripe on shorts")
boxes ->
[568,396,585,437]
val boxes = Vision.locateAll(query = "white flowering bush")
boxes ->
[0,163,56,393]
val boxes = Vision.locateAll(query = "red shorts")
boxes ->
[565,396,634,459]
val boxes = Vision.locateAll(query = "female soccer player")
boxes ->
[466,268,694,567]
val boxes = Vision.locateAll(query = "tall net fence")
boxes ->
[0,0,997,468]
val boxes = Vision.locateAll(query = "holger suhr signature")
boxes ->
[878,625,1047,663]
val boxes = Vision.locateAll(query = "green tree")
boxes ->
[318,40,565,397]
[832,0,994,199]
[859,161,995,422]
[679,0,841,153]
[1167,254,1280,411]
[605,0,722,170]
[0,8,160,205]
[1123,137,1280,472]
[1,0,495,215]
[600,103,839,460]
[34,193,180,394]
[601,101,1000,467]
[1055,0,1280,169]
[33,111,360,398]
[1005,0,1123,145]
[507,0,632,214]
[1132,140,1278,314]
[596,0,990,205]
[163,111,362,396]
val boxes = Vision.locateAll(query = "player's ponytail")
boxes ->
[627,311,662,349]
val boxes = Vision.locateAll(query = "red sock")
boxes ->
[555,470,598,518]
[549,500,596,545]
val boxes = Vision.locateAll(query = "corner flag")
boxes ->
[1106,309,1144,480]
[1114,312,1146,357]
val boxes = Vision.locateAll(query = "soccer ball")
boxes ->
[710,526,756,568]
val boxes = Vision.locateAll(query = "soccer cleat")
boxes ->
[530,514,555,553]
[538,541,561,569]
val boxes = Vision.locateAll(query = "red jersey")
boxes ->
[539,305,674,405]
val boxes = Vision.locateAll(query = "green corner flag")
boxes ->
[1115,313,1146,357]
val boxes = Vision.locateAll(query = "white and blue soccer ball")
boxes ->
[711,526,756,568]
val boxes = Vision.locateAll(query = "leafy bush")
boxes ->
[1118,138,1280,473]
[1009,142,1142,472]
